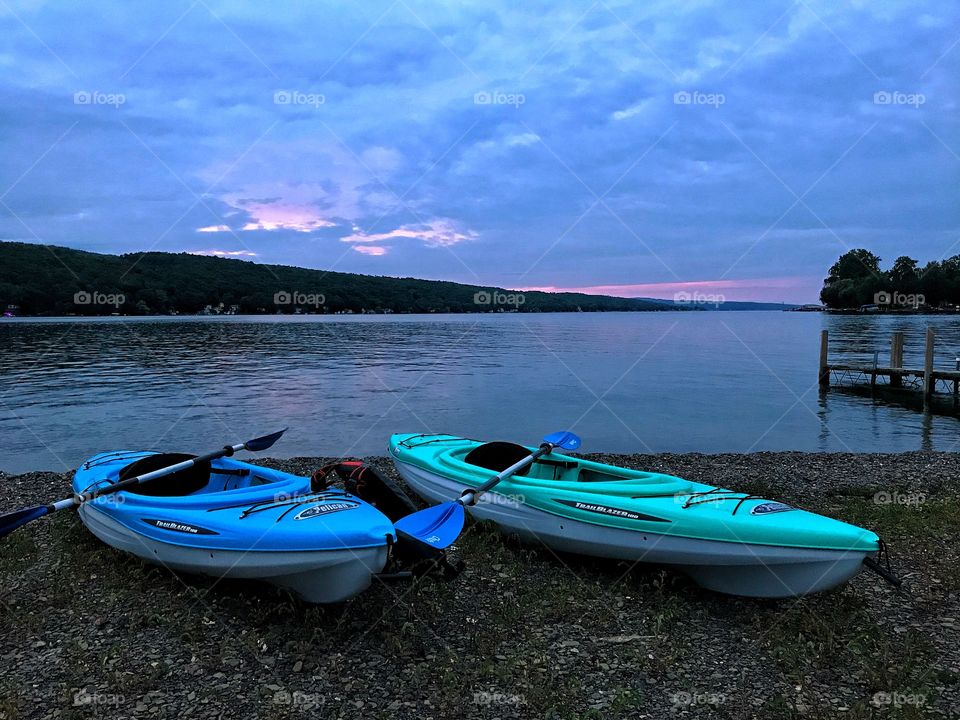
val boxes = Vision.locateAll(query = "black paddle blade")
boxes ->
[0,505,50,540]
[243,428,287,452]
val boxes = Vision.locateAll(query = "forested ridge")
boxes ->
[0,242,669,315]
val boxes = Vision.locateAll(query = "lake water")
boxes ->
[2,312,960,473]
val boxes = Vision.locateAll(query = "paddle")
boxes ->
[394,431,582,550]
[0,428,287,540]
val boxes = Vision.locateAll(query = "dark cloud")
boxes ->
[0,0,956,301]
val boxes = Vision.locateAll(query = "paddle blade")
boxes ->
[0,505,49,540]
[543,431,581,451]
[244,428,287,452]
[394,502,465,550]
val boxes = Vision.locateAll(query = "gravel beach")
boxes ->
[1,452,957,719]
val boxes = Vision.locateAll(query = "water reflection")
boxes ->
[1,313,959,473]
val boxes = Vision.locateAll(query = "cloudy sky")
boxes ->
[1,1,957,302]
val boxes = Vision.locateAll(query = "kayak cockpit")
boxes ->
[115,453,288,497]
[72,452,297,503]
[460,441,692,495]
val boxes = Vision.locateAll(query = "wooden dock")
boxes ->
[819,327,960,409]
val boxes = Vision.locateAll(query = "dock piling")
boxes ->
[890,332,904,388]
[955,358,959,405]
[819,330,829,387]
[923,327,935,405]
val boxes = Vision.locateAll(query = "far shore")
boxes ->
[0,305,792,319]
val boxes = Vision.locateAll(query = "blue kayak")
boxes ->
[73,451,397,602]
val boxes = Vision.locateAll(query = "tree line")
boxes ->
[820,249,960,309]
[0,242,669,316]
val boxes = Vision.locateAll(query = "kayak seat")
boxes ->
[578,468,634,483]
[463,442,531,476]
[117,453,212,497]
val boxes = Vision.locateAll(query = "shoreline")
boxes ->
[0,450,960,490]
[1,451,957,719]
[0,306,792,320]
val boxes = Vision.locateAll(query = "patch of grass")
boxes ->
[838,496,959,539]
[48,513,97,555]
[757,592,942,712]
[735,479,781,498]
[852,627,937,691]
[643,571,695,635]
[759,593,872,676]
[110,663,170,695]
[0,531,38,574]
[522,670,586,719]
[0,688,21,720]
[940,562,960,592]
[757,694,801,719]
[607,687,644,714]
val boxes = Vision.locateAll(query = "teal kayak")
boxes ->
[389,434,883,598]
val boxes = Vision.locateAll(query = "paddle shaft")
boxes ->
[459,442,553,506]
[71,442,247,506]
[0,429,286,540]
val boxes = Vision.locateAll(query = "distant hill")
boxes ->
[0,242,674,316]
[646,298,798,311]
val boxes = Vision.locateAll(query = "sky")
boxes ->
[0,1,957,303]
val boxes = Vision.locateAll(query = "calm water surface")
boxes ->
[2,312,959,473]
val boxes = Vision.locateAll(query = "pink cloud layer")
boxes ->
[352,245,388,256]
[517,277,816,303]
[187,249,258,257]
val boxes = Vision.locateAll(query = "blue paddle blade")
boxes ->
[543,431,581,450]
[394,502,465,549]
[0,505,50,540]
